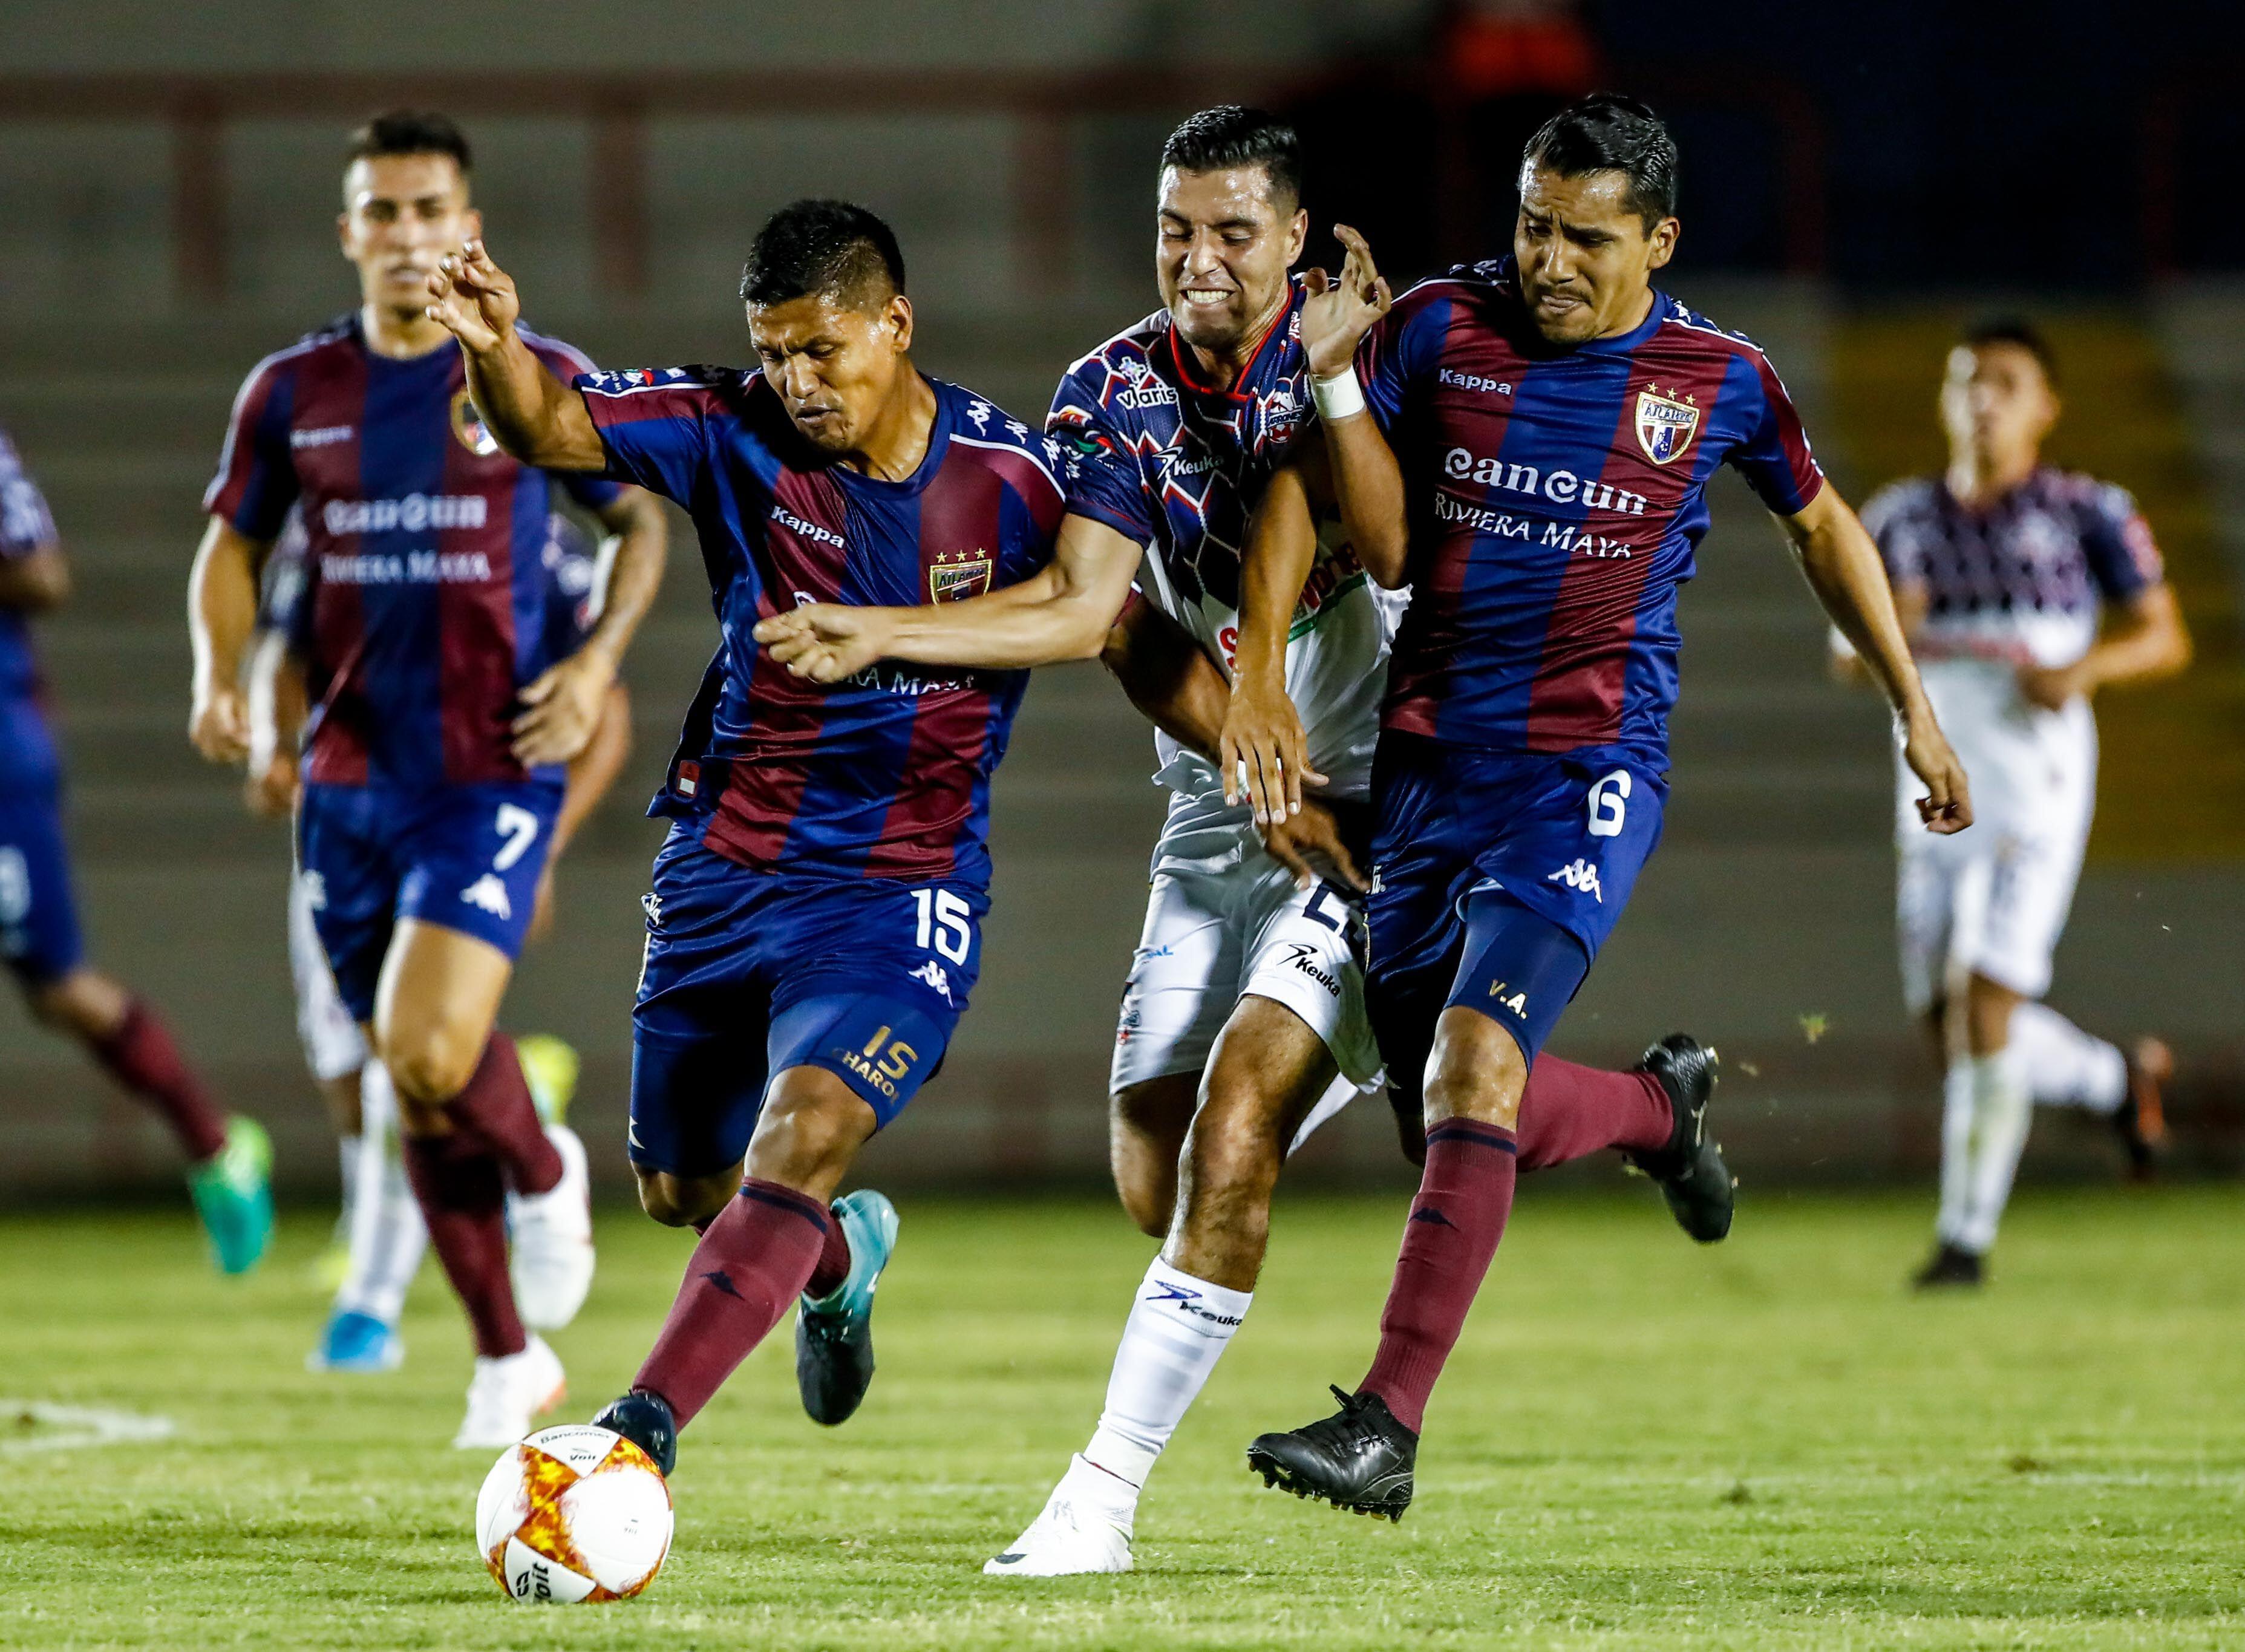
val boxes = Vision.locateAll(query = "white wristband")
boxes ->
[1310,368,1366,422]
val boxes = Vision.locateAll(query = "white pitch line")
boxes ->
[1,1400,177,1455]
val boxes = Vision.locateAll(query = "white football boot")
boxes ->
[452,1334,566,1449]
[984,1455,1136,1576]
[508,1124,595,1331]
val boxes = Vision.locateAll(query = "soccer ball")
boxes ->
[475,1425,673,1604]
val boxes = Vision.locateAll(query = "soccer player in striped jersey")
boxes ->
[188,111,669,1446]
[426,199,1139,1486]
[1843,321,2189,1288]
[755,109,1748,1578]
[0,427,272,1273]
[244,507,634,1371]
[1224,94,1972,1518]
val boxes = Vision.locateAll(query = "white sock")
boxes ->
[336,1063,427,1325]
[2010,1002,2128,1115]
[1959,1046,2031,1255]
[1080,1258,1251,1512]
[1935,1059,1977,1248]
[334,1135,362,1247]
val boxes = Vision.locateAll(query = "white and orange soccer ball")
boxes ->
[475,1425,673,1604]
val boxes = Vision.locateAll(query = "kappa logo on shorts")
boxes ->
[909,959,954,1004]
[641,890,663,929]
[1279,941,1342,997]
[1546,859,1604,903]
[460,873,513,920]
[299,870,327,912]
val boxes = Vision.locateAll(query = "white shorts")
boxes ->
[1897,664,2095,1014]
[1111,840,1386,1140]
[289,863,368,1083]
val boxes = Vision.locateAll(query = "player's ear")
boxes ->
[462,206,484,246]
[886,292,915,353]
[1284,206,1309,267]
[1645,215,1680,272]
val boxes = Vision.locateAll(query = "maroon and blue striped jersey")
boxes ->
[0,425,61,794]
[577,367,1067,889]
[1359,259,1825,764]
[204,315,622,791]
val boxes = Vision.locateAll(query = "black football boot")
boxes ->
[2113,1038,2171,1181]
[592,1390,678,1477]
[1624,1033,1734,1242]
[1911,1242,1984,1290]
[1246,1386,1418,1521]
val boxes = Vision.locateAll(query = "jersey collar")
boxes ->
[1166,281,1301,403]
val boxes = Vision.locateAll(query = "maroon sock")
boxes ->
[446,1032,562,1195]
[90,1000,228,1164]
[805,1211,852,1299]
[1514,1056,1672,1172]
[402,1130,526,1359]
[1359,1119,1518,1434]
[633,1180,831,1427]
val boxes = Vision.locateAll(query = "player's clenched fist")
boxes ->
[1902,713,1973,835]
[426,238,520,354]
[753,604,890,685]
[1299,224,1393,382]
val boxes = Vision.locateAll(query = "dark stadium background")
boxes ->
[2,0,2239,1203]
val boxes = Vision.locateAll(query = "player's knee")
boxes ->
[635,1170,719,1229]
[384,1033,481,1107]
[745,1078,869,1189]
[25,970,122,1040]
[1423,1011,1528,1128]
[1111,1153,1172,1239]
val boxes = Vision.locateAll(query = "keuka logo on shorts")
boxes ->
[1279,941,1342,997]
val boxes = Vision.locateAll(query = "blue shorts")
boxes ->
[0,792,84,987]
[297,779,563,1022]
[629,828,983,1179]
[1366,736,1665,1085]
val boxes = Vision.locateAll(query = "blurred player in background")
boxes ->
[756,108,1739,1577]
[0,428,272,1273]
[428,201,1120,1486]
[244,506,633,1370]
[1841,321,2189,1289]
[1223,94,1970,1520]
[188,110,668,1446]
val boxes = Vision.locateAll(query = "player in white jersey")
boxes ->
[244,507,635,1365]
[1843,320,2189,1287]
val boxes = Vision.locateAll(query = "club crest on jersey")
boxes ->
[1633,385,1699,466]
[929,549,992,603]
[449,388,500,457]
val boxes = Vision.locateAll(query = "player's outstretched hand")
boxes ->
[1903,712,1972,834]
[512,648,615,767]
[1259,798,1366,893]
[751,604,889,685]
[426,238,521,355]
[189,683,249,763]
[1299,224,1393,382]
[1219,674,1322,824]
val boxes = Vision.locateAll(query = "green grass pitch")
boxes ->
[2,1184,2240,1649]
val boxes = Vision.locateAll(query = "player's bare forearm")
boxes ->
[463,332,605,471]
[1221,459,1325,820]
[581,491,669,669]
[753,514,1140,679]
[1320,411,1409,588]
[1785,487,1971,832]
[1100,595,1230,765]
[1785,488,1933,725]
[2083,584,2192,691]
[189,517,269,759]
[552,682,632,859]
[0,544,69,613]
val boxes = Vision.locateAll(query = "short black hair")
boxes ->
[1960,316,2059,387]
[740,199,906,311]
[347,109,472,175]
[1520,93,1678,231]
[1160,105,1303,209]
